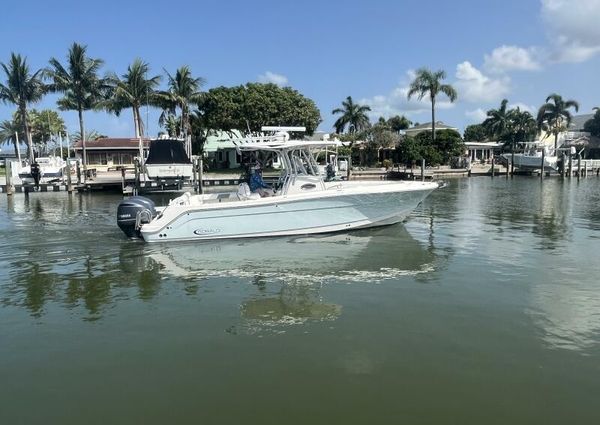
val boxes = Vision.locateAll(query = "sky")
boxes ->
[1,0,600,139]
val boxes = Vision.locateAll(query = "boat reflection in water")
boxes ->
[140,225,436,283]
[136,225,437,329]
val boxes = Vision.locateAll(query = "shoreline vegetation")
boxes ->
[1,43,598,171]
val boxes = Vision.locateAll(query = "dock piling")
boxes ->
[491,157,495,178]
[76,161,82,185]
[541,150,545,179]
[66,160,73,193]
[568,154,573,178]
[421,159,425,181]
[6,161,14,195]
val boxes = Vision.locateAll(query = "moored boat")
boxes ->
[18,156,67,184]
[502,142,558,171]
[144,138,193,181]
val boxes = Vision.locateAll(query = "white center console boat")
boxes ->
[18,157,67,184]
[117,129,440,242]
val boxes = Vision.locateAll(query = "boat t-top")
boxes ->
[117,127,440,242]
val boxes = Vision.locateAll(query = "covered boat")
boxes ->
[144,138,193,180]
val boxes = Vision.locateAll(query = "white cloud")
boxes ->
[258,71,288,86]
[541,0,600,62]
[465,108,487,122]
[360,70,455,119]
[484,45,541,72]
[454,61,511,103]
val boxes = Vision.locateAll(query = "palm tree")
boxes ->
[509,109,537,147]
[536,93,579,150]
[0,53,46,162]
[107,59,161,138]
[47,43,109,168]
[0,118,23,158]
[71,130,105,142]
[157,66,204,140]
[332,96,371,134]
[482,99,511,141]
[407,68,457,143]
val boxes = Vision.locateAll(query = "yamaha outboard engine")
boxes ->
[117,196,157,238]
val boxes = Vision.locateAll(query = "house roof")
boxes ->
[405,121,458,132]
[73,137,150,150]
[568,114,594,131]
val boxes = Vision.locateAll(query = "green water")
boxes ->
[1,177,599,424]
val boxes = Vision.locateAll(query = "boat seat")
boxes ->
[237,183,261,201]
[169,192,200,206]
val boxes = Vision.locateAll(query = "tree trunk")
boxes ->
[431,95,436,143]
[181,104,186,139]
[137,105,145,137]
[133,107,140,138]
[78,107,87,170]
[20,104,34,162]
[554,131,558,151]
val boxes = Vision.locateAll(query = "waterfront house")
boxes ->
[464,141,503,163]
[204,130,244,169]
[404,121,459,137]
[73,137,150,171]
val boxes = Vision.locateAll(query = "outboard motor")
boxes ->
[117,196,157,238]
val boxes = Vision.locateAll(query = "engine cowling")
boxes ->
[117,196,157,238]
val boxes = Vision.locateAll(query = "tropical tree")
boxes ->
[71,130,105,143]
[583,107,600,137]
[407,68,457,143]
[157,65,204,140]
[0,53,46,162]
[387,115,412,133]
[482,99,511,141]
[508,109,537,147]
[0,118,23,158]
[332,96,371,134]
[198,83,321,135]
[47,42,109,168]
[536,93,579,150]
[27,109,66,145]
[463,124,487,142]
[107,59,161,138]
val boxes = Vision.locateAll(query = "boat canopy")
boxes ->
[145,139,191,165]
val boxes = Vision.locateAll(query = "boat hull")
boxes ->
[503,153,558,171]
[18,168,65,184]
[140,184,435,242]
[145,164,193,180]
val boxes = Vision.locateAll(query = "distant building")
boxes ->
[404,121,459,137]
[464,142,503,163]
[203,131,244,169]
[73,138,150,170]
